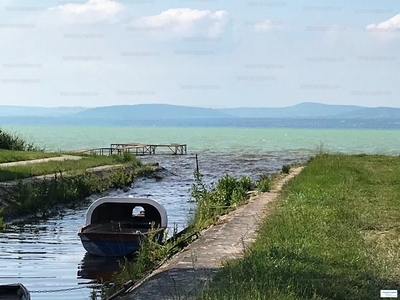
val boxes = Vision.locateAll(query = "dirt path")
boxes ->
[0,155,82,168]
[121,167,304,300]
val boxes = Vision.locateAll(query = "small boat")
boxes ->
[0,283,31,300]
[78,197,168,257]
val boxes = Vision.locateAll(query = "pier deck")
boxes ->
[74,143,187,156]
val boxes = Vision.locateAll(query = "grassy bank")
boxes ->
[0,151,160,222]
[199,154,400,300]
[0,149,61,163]
[101,170,277,298]
[0,153,141,182]
[0,129,160,227]
[1,162,158,221]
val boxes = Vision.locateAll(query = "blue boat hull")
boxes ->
[79,237,141,257]
[78,229,164,257]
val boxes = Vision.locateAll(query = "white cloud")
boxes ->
[254,20,282,32]
[138,8,229,37]
[49,0,126,24]
[365,13,400,32]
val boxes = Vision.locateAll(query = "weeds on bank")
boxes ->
[189,172,256,230]
[0,128,43,151]
[2,163,158,221]
[199,154,400,300]
[256,174,272,192]
[115,228,170,283]
[101,227,184,299]
[0,149,60,163]
[0,154,141,182]
[107,170,275,298]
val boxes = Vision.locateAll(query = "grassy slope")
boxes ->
[0,149,61,163]
[199,154,400,300]
[0,154,139,182]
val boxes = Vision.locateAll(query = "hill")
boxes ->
[337,107,400,118]
[220,102,363,118]
[0,106,87,117]
[2,103,400,128]
[71,104,232,119]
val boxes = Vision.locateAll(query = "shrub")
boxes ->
[115,152,140,164]
[281,164,291,174]
[216,174,239,206]
[257,175,272,192]
[239,176,254,191]
[190,172,256,230]
[0,128,42,151]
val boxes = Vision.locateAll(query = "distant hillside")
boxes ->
[337,107,400,118]
[0,106,87,117]
[2,103,400,123]
[220,102,363,118]
[71,104,233,119]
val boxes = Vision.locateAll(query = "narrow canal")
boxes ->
[0,152,307,299]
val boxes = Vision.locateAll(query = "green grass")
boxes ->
[0,149,61,163]
[188,173,256,230]
[0,154,141,182]
[102,173,258,299]
[199,154,400,300]
[1,163,156,221]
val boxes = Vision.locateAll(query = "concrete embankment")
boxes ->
[121,167,303,300]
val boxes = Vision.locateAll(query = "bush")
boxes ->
[190,173,256,230]
[239,176,254,191]
[257,175,272,192]
[116,152,140,164]
[281,164,291,174]
[0,128,41,151]
[216,174,239,206]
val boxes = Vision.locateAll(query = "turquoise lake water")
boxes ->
[0,125,399,299]
[3,125,400,155]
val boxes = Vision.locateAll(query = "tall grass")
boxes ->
[189,172,255,230]
[199,154,400,300]
[0,149,60,163]
[0,154,142,182]
[0,128,42,151]
[103,171,259,300]
[2,163,157,221]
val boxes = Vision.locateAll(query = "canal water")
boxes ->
[0,152,306,300]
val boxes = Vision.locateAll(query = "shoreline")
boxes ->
[0,162,162,224]
[120,167,304,299]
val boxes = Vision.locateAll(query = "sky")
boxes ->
[0,0,399,108]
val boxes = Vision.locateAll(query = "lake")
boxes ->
[0,125,399,299]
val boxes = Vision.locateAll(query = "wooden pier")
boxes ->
[74,143,187,156]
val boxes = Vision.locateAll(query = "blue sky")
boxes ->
[0,0,399,108]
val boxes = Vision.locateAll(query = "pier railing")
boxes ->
[73,143,187,156]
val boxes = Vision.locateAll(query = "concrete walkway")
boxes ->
[121,167,304,300]
[0,155,81,168]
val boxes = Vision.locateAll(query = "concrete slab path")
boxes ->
[121,167,304,300]
[0,155,82,168]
